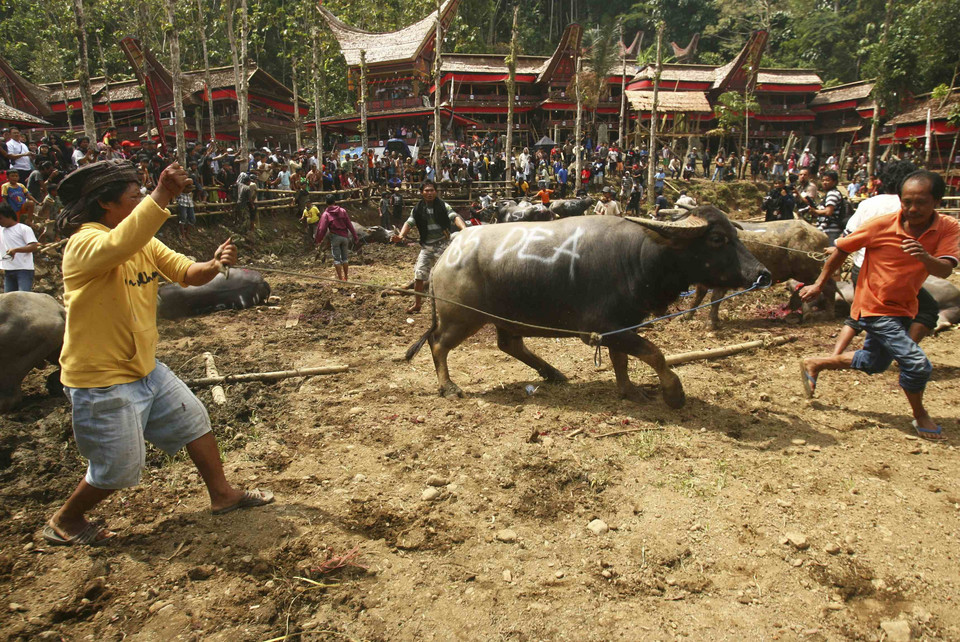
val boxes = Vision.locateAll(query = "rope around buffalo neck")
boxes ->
[238,264,767,364]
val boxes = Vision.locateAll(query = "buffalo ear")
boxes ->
[625,215,709,239]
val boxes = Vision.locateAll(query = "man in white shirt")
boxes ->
[0,202,38,292]
[72,136,90,169]
[593,187,622,216]
[6,128,34,173]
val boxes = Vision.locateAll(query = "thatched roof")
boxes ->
[537,23,583,84]
[0,56,53,116]
[0,100,51,126]
[626,90,712,113]
[320,0,461,67]
[441,54,547,76]
[635,64,717,84]
[886,88,960,125]
[809,80,875,106]
[755,69,822,86]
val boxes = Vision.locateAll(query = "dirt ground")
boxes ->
[2,199,960,642]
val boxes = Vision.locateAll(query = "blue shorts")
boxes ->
[64,361,211,489]
[851,316,932,393]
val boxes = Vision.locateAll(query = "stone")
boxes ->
[555,571,565,579]
[880,620,912,642]
[187,565,215,581]
[825,543,841,555]
[496,529,518,543]
[8,602,27,612]
[425,475,448,487]
[421,487,440,501]
[791,439,807,446]
[502,570,512,583]
[82,578,106,600]
[600,569,613,579]
[353,474,366,483]
[784,531,809,550]
[587,519,609,535]
[148,600,168,614]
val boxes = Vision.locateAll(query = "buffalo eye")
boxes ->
[707,232,728,247]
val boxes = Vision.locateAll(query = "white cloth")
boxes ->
[843,193,901,267]
[676,195,697,208]
[0,222,37,270]
[7,140,32,172]
[72,148,85,168]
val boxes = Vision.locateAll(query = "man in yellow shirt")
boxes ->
[299,200,320,248]
[44,160,273,547]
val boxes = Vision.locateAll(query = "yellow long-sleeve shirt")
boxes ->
[60,196,193,388]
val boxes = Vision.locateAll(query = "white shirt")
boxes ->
[72,148,86,168]
[843,193,901,267]
[676,195,697,208]
[7,139,32,172]
[0,222,37,270]
[593,199,621,216]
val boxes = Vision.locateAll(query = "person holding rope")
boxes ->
[799,170,958,442]
[392,180,466,314]
[45,160,273,547]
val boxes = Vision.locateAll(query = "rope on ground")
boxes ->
[238,264,768,365]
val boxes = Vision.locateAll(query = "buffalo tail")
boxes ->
[404,282,437,361]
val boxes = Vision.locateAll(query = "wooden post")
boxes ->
[574,56,583,192]
[197,0,217,143]
[618,23,627,148]
[504,5,518,191]
[71,0,97,140]
[647,21,664,206]
[360,50,369,185]
[165,0,187,166]
[665,335,796,366]
[292,54,302,151]
[432,0,443,172]
[312,25,323,159]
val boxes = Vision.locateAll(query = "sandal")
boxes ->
[799,361,817,398]
[912,420,946,442]
[212,489,275,515]
[42,520,116,547]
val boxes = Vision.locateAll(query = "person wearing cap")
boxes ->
[43,160,273,546]
[593,187,621,216]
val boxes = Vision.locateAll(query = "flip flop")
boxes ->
[212,489,275,515]
[911,420,946,442]
[42,521,115,547]
[799,361,817,398]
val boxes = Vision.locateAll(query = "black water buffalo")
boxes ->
[685,218,834,328]
[549,197,596,218]
[835,275,960,333]
[0,292,64,412]
[405,206,770,407]
[355,224,396,244]
[494,199,554,223]
[158,268,271,319]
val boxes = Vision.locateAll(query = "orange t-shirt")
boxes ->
[535,189,554,205]
[835,210,959,319]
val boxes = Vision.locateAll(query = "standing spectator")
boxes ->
[314,195,359,282]
[711,152,725,181]
[235,175,258,232]
[0,202,39,292]
[390,186,405,227]
[557,164,569,198]
[593,187,621,216]
[299,200,321,249]
[0,128,12,171]
[763,177,796,221]
[72,136,90,169]
[39,183,61,242]
[6,128,33,175]
[379,191,392,229]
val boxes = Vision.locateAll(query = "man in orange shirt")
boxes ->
[798,171,959,441]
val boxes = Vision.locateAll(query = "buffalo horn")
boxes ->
[625,215,709,238]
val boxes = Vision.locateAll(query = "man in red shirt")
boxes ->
[798,171,959,441]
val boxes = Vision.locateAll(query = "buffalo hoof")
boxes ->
[660,372,687,410]
[619,385,650,404]
[439,383,464,399]
[540,369,568,383]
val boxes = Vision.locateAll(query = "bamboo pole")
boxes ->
[665,335,796,367]
[647,21,664,207]
[574,56,583,192]
[360,50,369,185]
[504,6,518,192]
[183,365,350,387]
[203,352,227,405]
[432,0,443,172]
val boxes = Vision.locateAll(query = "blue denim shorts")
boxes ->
[851,316,932,393]
[64,361,211,489]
